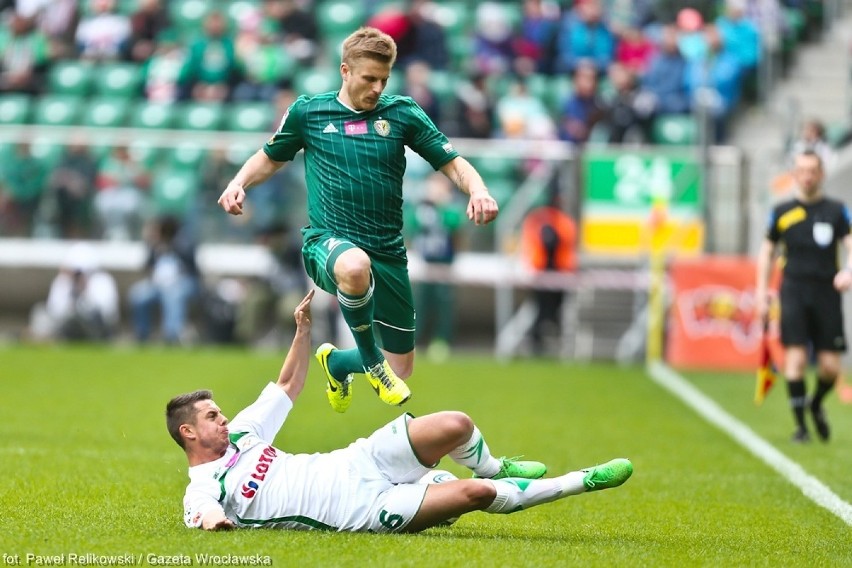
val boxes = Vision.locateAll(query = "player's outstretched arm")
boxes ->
[201,508,236,531]
[218,149,286,216]
[439,156,499,226]
[275,290,315,402]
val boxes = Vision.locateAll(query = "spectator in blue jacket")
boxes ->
[716,0,761,75]
[685,25,743,142]
[555,0,615,75]
[640,25,691,116]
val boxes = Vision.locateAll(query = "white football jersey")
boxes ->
[183,383,353,531]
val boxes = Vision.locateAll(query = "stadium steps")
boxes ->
[729,5,852,252]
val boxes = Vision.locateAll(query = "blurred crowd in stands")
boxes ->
[0,0,831,244]
[0,0,837,349]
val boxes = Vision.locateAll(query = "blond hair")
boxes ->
[341,27,397,67]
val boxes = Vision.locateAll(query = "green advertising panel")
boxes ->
[581,149,705,255]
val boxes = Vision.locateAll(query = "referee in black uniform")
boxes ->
[756,150,852,443]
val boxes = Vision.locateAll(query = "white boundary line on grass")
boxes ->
[648,360,852,527]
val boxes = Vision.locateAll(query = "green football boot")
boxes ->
[582,458,634,492]
[480,456,547,480]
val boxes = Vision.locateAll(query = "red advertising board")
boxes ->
[667,256,783,371]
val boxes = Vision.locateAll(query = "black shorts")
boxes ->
[779,278,846,352]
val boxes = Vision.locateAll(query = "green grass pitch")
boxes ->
[0,344,849,567]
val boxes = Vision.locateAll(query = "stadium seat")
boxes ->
[151,168,201,216]
[294,69,340,96]
[430,2,470,37]
[0,94,32,124]
[92,63,144,98]
[32,95,84,126]
[127,141,162,168]
[81,98,131,128]
[426,70,457,105]
[130,101,177,129]
[316,1,367,37]
[470,155,519,185]
[29,137,65,168]
[652,114,698,145]
[170,0,213,36]
[167,142,208,170]
[226,102,274,132]
[544,76,573,114]
[47,61,95,96]
[220,0,261,30]
[174,102,224,130]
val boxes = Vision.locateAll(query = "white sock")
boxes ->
[448,426,502,478]
[484,472,587,514]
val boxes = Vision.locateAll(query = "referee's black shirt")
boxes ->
[766,197,852,281]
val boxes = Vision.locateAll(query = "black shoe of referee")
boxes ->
[809,399,830,442]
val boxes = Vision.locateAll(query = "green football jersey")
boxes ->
[263,92,460,261]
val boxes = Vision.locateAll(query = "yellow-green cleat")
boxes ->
[364,359,411,406]
[315,343,353,413]
[582,458,633,491]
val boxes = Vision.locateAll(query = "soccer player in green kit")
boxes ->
[218,27,499,413]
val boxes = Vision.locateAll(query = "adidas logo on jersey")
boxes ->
[323,123,338,134]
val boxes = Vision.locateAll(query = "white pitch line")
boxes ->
[648,360,852,526]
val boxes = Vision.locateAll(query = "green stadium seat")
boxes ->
[225,142,255,165]
[524,74,550,101]
[470,155,519,184]
[426,70,457,104]
[130,101,177,129]
[128,141,163,168]
[170,0,213,35]
[384,72,403,95]
[226,102,274,132]
[0,94,32,124]
[29,137,65,168]
[167,142,208,170]
[174,102,224,130]
[92,63,144,98]
[81,98,131,128]
[652,114,698,145]
[431,2,470,36]
[33,95,84,126]
[448,35,473,71]
[294,69,340,96]
[316,1,367,37]
[47,61,95,96]
[544,76,573,114]
[151,168,201,216]
[220,0,261,30]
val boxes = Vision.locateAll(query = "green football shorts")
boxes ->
[301,227,416,354]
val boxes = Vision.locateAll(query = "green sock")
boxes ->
[328,348,364,379]
[337,287,383,368]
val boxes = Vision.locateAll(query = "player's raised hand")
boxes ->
[294,289,315,328]
[467,190,499,225]
[218,181,246,215]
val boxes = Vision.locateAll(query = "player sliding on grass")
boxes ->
[218,27,499,412]
[166,291,634,533]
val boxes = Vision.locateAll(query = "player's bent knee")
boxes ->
[465,479,498,510]
[334,249,372,291]
[437,411,474,443]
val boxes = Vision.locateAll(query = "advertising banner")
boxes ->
[666,256,783,371]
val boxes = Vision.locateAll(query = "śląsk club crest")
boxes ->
[374,119,391,137]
